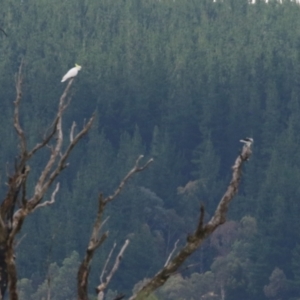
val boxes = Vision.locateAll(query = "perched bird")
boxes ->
[61,64,82,82]
[240,137,254,148]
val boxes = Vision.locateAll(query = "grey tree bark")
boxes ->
[0,61,94,300]
[129,144,252,300]
[1,62,252,300]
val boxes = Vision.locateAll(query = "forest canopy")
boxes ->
[1,0,300,299]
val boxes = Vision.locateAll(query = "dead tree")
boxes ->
[0,62,95,300]
[78,142,252,299]
[77,155,153,300]
[129,144,252,300]
[2,62,253,300]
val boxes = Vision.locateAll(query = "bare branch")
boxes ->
[77,194,110,300]
[7,245,18,300]
[100,242,116,284]
[105,240,130,285]
[164,239,179,267]
[21,168,29,207]
[1,165,30,243]
[1,61,96,300]
[98,292,104,300]
[70,121,76,143]
[129,145,252,300]
[96,240,130,297]
[27,114,94,212]
[33,183,60,211]
[8,76,93,247]
[30,79,75,192]
[78,232,108,300]
[27,117,59,159]
[10,113,94,237]
[45,114,95,189]
[33,108,63,194]
[78,155,153,300]
[0,216,6,241]
[88,195,106,251]
[25,80,75,160]
[104,155,153,204]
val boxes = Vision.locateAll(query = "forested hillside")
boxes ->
[1,0,300,299]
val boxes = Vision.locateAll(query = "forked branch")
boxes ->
[129,144,252,300]
[77,156,153,300]
[33,183,60,211]
[10,78,94,241]
[104,155,153,205]
[2,64,94,300]
[96,239,130,300]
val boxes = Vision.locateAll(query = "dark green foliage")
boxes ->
[1,0,300,299]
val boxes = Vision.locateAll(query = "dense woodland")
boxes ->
[1,0,300,299]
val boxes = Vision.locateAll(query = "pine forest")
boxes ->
[1,0,300,299]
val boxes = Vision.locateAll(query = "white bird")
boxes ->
[61,64,82,82]
[240,137,254,148]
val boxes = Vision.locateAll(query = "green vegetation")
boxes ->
[1,0,300,299]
